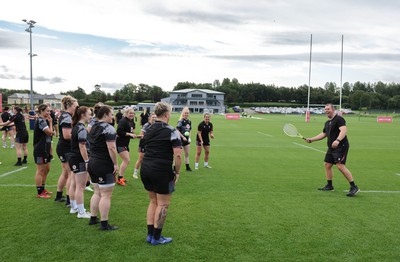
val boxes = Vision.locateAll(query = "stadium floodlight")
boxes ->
[23,19,37,112]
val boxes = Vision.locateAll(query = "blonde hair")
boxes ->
[179,107,190,120]
[154,102,172,117]
[124,107,135,117]
[61,95,77,111]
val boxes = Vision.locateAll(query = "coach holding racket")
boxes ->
[305,103,360,197]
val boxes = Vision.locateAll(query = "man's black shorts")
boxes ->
[140,160,175,195]
[34,153,51,164]
[324,144,349,165]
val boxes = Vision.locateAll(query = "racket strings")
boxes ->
[283,124,299,137]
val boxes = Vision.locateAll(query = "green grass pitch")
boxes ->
[0,113,399,261]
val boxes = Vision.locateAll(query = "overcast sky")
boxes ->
[1,0,399,95]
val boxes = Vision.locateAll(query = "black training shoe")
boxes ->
[54,196,66,202]
[89,217,100,225]
[186,166,192,172]
[22,159,27,164]
[100,224,119,231]
[14,162,22,166]
[318,185,334,191]
[346,186,360,197]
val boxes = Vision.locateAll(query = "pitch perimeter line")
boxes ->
[257,132,273,137]
[343,190,400,194]
[395,173,400,176]
[0,167,28,178]
[0,184,57,187]
[293,142,325,153]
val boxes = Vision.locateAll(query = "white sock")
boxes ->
[70,200,77,210]
[204,162,208,167]
[195,163,199,168]
[77,203,85,214]
[134,169,138,175]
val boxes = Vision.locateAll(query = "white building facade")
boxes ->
[161,89,225,114]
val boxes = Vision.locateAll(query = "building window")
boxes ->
[191,94,203,98]
[190,101,198,106]
[199,101,204,105]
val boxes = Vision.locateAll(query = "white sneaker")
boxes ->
[2,145,7,148]
[195,166,199,170]
[204,165,212,169]
[70,208,78,214]
[85,186,94,192]
[10,145,14,148]
[132,173,138,179]
[77,211,91,219]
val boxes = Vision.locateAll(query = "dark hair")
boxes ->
[37,104,48,114]
[72,106,89,127]
[325,103,335,110]
[14,106,23,113]
[4,106,9,111]
[97,105,112,120]
[93,102,104,118]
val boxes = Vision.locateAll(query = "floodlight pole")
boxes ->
[339,35,344,111]
[23,19,36,111]
[306,34,312,122]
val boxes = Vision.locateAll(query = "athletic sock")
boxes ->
[56,191,63,199]
[204,162,208,167]
[147,225,154,236]
[37,186,44,195]
[153,228,162,240]
[23,156,27,161]
[186,164,190,169]
[77,204,85,214]
[100,220,108,228]
[195,163,199,168]
[66,195,70,205]
[70,200,77,209]
[134,169,138,175]
[17,157,21,163]
[327,180,333,187]
[349,181,356,188]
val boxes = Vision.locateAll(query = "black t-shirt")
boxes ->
[9,113,27,132]
[1,111,10,122]
[197,121,213,142]
[57,111,72,150]
[70,122,88,157]
[33,117,51,155]
[140,112,150,126]
[115,112,123,124]
[88,121,117,162]
[143,121,182,164]
[323,114,348,148]
[116,117,136,147]
[176,119,192,137]
[50,110,57,125]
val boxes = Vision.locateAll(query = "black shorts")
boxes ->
[182,139,190,147]
[56,144,71,163]
[88,159,115,186]
[34,153,51,164]
[140,160,175,195]
[2,126,12,132]
[69,155,87,174]
[324,144,349,165]
[196,140,210,146]
[117,146,129,153]
[15,131,29,144]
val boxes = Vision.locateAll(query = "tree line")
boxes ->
[2,79,400,109]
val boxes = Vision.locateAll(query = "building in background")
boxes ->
[161,89,225,114]
[7,93,65,109]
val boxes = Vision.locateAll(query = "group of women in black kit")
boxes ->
[0,106,30,166]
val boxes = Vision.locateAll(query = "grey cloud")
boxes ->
[0,74,15,79]
[49,77,65,84]
[209,52,400,64]
[0,30,25,49]
[100,82,124,92]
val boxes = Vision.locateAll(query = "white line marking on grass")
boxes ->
[0,184,57,187]
[343,190,400,193]
[293,142,325,153]
[0,167,28,178]
[257,132,273,137]
[395,173,400,176]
